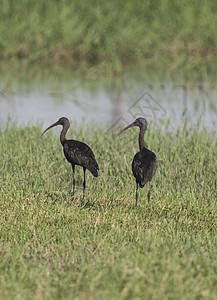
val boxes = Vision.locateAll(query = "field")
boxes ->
[1,0,217,81]
[0,122,216,299]
[1,0,216,298]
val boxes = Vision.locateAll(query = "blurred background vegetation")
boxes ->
[1,0,217,83]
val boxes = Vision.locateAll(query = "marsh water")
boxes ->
[0,81,216,132]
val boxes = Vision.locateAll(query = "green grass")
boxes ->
[0,122,216,299]
[1,0,217,82]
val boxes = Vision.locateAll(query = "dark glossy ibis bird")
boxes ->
[42,117,99,201]
[115,117,157,206]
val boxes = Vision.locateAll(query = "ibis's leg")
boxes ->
[147,181,152,204]
[135,182,139,207]
[82,167,86,201]
[72,164,75,196]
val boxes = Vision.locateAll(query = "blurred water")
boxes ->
[0,82,216,131]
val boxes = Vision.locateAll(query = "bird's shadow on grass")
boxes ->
[45,191,73,204]
[45,191,152,212]
[79,197,149,212]
[45,191,95,208]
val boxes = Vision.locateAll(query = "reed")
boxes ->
[1,0,217,81]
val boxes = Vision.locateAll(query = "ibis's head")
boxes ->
[114,117,148,140]
[42,117,70,136]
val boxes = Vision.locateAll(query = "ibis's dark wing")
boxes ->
[132,148,157,187]
[63,140,99,177]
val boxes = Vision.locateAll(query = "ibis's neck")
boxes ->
[60,124,69,145]
[139,127,146,150]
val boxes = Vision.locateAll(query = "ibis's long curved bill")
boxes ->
[114,121,136,141]
[42,120,60,136]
